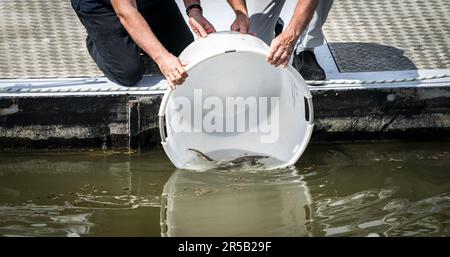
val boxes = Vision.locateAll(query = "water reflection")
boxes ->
[0,142,448,237]
[160,168,312,236]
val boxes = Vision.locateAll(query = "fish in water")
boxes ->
[187,148,269,169]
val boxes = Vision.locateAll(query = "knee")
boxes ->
[108,61,144,86]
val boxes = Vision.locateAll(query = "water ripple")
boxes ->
[0,204,92,237]
[310,189,450,236]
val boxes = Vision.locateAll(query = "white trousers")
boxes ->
[247,0,333,53]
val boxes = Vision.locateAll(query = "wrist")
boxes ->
[186,4,202,17]
[234,9,248,17]
[285,24,301,39]
[188,8,202,18]
[152,49,170,64]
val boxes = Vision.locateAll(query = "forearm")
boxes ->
[227,0,247,15]
[111,0,168,62]
[287,0,318,37]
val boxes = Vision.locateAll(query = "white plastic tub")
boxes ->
[158,32,314,170]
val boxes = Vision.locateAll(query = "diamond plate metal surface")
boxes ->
[0,0,159,79]
[323,0,450,72]
[0,0,101,78]
[1,0,449,78]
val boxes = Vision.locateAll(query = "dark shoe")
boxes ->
[275,18,284,37]
[292,50,326,81]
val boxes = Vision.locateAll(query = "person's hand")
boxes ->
[230,11,249,34]
[266,28,299,67]
[155,52,188,89]
[188,8,216,38]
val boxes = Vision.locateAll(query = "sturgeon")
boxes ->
[187,148,269,169]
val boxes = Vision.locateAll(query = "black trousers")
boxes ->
[71,0,194,86]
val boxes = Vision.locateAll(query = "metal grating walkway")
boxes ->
[0,0,103,78]
[323,0,450,72]
[0,0,449,79]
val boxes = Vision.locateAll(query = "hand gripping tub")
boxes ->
[158,32,314,170]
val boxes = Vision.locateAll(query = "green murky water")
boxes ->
[0,141,449,237]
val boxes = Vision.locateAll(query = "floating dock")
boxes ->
[0,0,449,149]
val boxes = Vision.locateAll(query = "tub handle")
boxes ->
[158,87,174,143]
[159,116,167,143]
[306,96,314,125]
